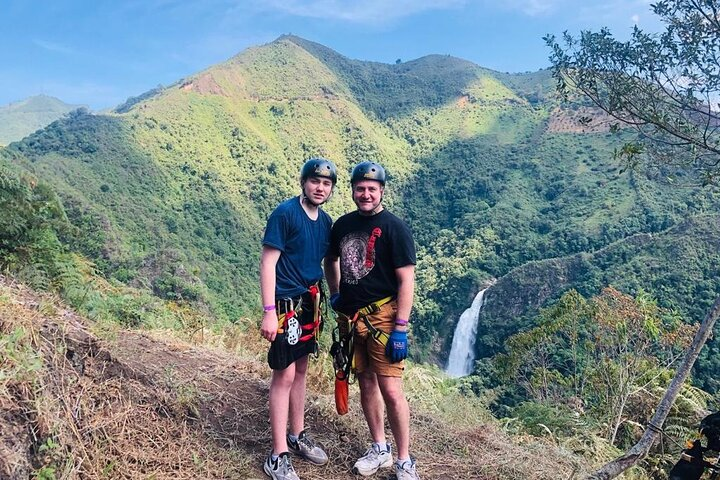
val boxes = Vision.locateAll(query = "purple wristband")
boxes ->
[263,304,276,312]
[395,318,409,326]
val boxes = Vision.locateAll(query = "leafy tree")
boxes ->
[0,156,94,304]
[498,289,696,446]
[586,289,693,445]
[546,1,720,477]
[0,159,68,257]
[546,0,720,185]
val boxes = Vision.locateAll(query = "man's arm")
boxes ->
[394,265,415,333]
[260,245,282,342]
[324,254,340,296]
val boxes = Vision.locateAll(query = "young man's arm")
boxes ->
[394,265,415,333]
[260,245,282,342]
[324,254,340,296]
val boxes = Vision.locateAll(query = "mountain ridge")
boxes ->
[0,94,83,145]
[4,35,719,367]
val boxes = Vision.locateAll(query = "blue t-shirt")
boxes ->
[263,196,332,298]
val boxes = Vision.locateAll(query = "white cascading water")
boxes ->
[445,287,491,377]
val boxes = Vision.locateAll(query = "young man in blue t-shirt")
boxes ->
[260,158,336,480]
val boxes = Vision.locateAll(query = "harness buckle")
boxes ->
[277,297,293,314]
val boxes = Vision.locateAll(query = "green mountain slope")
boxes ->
[4,36,719,367]
[284,35,487,119]
[0,95,82,145]
[474,214,720,359]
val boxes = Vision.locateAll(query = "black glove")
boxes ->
[330,293,341,311]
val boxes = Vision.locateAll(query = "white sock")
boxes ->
[396,457,411,466]
[373,441,388,452]
[288,433,299,443]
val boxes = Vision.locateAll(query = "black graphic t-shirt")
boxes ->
[329,209,416,313]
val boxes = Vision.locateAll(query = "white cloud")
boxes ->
[502,0,562,16]
[33,39,77,56]
[253,0,466,23]
[562,0,664,34]
[576,0,651,22]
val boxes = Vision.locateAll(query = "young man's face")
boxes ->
[352,179,384,214]
[302,176,334,205]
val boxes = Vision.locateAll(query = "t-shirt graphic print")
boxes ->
[339,227,382,285]
[330,210,416,313]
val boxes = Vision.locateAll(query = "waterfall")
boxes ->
[445,286,491,377]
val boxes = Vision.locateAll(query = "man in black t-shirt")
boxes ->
[325,161,420,480]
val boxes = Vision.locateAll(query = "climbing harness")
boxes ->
[267,284,324,370]
[332,295,393,376]
[330,296,393,415]
[275,284,322,345]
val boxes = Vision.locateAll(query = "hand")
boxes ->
[385,330,408,363]
[260,310,278,342]
[330,292,341,311]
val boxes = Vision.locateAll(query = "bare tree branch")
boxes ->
[587,295,720,479]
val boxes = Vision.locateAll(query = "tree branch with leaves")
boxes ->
[546,1,720,477]
[545,0,720,185]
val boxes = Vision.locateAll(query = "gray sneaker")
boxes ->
[352,444,393,476]
[287,429,328,465]
[264,452,300,480]
[394,458,420,480]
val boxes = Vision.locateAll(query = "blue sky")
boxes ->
[1,0,663,110]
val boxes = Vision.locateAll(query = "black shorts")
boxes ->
[267,291,321,370]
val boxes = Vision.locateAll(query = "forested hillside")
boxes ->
[474,216,720,389]
[3,35,719,370]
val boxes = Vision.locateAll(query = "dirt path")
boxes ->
[109,331,455,479]
[0,277,584,479]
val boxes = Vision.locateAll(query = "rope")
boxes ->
[646,421,684,449]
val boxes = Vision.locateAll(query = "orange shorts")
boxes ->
[350,301,405,378]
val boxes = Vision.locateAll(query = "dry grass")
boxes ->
[0,276,591,479]
[0,278,255,479]
[546,106,618,133]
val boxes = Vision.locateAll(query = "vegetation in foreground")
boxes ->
[0,276,585,479]
[2,18,720,477]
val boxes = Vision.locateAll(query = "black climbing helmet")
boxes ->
[350,161,386,186]
[300,158,337,185]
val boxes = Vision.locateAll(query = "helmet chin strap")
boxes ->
[359,201,383,216]
[369,204,384,215]
[301,193,322,207]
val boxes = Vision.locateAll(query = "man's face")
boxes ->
[302,176,334,205]
[352,180,383,214]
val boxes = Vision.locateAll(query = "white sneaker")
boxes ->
[352,444,393,476]
[394,458,420,480]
